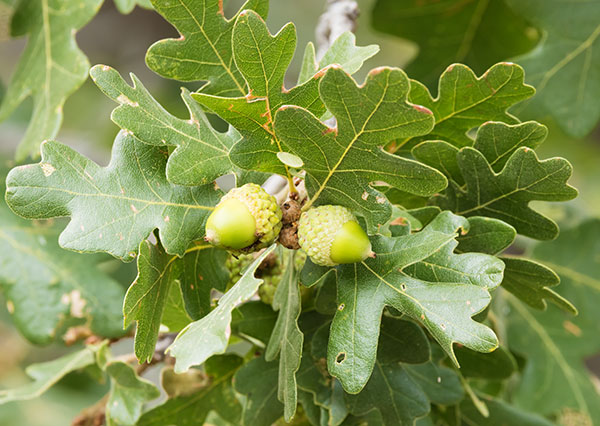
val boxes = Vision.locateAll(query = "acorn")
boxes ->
[297,205,373,266]
[205,184,282,252]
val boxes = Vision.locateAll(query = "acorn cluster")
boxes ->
[205,183,374,267]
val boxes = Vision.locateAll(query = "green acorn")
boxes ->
[298,205,373,266]
[205,183,282,252]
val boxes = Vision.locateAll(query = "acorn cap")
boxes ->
[298,205,373,266]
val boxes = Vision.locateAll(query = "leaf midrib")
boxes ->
[10,184,214,211]
[177,0,245,95]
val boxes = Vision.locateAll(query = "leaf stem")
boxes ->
[457,371,489,418]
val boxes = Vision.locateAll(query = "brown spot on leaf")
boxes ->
[412,104,433,114]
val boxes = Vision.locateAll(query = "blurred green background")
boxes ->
[0,0,598,424]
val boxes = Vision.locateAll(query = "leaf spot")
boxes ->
[361,191,369,201]
[117,94,139,107]
[412,104,433,115]
[164,215,170,222]
[376,196,386,204]
[336,352,346,364]
[130,204,139,214]
[40,163,56,177]
[338,303,345,311]
[563,320,582,337]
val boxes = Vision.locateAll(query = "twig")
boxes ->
[315,0,360,59]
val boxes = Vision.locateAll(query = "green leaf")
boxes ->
[234,355,284,426]
[0,171,125,344]
[343,317,462,425]
[295,317,348,426]
[506,0,600,137]
[394,63,534,153]
[265,251,303,421]
[434,147,577,240]
[105,361,160,426]
[504,219,600,421]
[275,67,446,233]
[90,65,243,186]
[377,316,431,365]
[298,32,380,85]
[456,216,516,255]
[168,245,276,372]
[146,0,268,96]
[473,121,548,172]
[327,211,502,393]
[114,0,152,14]
[529,218,600,325]
[404,362,463,406]
[137,354,243,426]
[454,345,517,380]
[0,346,97,404]
[371,0,539,88]
[0,0,102,161]
[124,239,227,362]
[231,301,278,345]
[5,132,221,261]
[501,257,577,314]
[192,10,325,176]
[344,362,429,426]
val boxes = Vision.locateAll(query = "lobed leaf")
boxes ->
[393,63,534,153]
[5,132,221,261]
[168,245,276,372]
[124,240,228,363]
[91,65,244,186]
[0,0,102,161]
[435,147,577,240]
[193,10,324,176]
[501,257,576,314]
[265,251,303,421]
[105,361,161,426]
[275,66,446,233]
[146,0,268,96]
[326,211,502,393]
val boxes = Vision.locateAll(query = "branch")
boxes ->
[315,0,360,59]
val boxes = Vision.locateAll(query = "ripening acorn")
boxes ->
[298,205,373,266]
[205,183,282,252]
